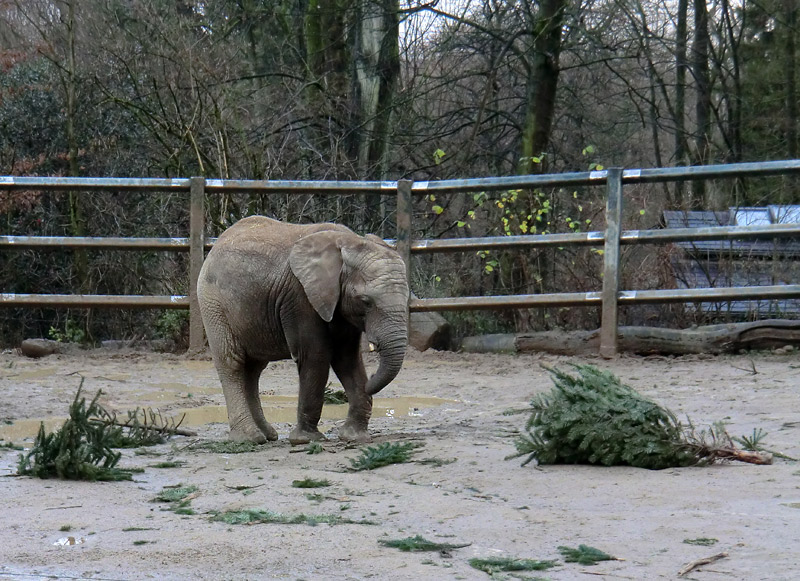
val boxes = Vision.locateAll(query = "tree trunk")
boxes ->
[517,0,565,175]
[352,0,399,232]
[784,0,798,161]
[691,0,712,206]
[62,1,89,295]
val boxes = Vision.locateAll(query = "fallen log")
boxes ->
[515,319,800,356]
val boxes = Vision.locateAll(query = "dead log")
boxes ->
[515,319,800,356]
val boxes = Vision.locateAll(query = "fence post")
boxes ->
[396,179,413,281]
[189,176,206,351]
[599,168,623,358]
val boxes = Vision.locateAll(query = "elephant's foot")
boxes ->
[288,426,326,446]
[229,419,278,444]
[338,422,372,443]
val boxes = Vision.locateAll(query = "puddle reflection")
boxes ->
[0,395,456,443]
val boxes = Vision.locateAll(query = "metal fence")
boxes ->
[2,160,800,356]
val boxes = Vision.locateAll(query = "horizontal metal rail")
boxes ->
[410,223,800,253]
[410,284,800,312]
[0,176,191,191]
[205,179,393,194]
[0,294,189,308]
[3,160,799,195]
[623,159,800,184]
[0,235,193,250]
[5,283,798,312]
[2,222,797,254]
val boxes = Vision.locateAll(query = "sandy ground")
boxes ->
[0,346,799,580]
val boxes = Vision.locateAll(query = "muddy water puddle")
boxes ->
[0,395,456,444]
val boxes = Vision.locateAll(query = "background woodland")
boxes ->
[0,0,798,346]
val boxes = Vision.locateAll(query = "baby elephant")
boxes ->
[197,216,409,445]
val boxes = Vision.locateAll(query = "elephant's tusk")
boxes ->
[368,342,376,352]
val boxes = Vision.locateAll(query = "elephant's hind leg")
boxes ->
[215,360,276,444]
[243,360,278,441]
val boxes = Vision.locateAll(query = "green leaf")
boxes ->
[432,205,444,215]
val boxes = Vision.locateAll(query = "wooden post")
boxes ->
[599,168,623,358]
[395,179,413,281]
[189,176,206,351]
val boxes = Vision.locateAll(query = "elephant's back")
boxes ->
[213,216,351,252]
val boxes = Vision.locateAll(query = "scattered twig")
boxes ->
[731,360,758,375]
[224,483,267,491]
[678,552,729,577]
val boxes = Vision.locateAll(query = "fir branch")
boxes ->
[348,442,422,471]
[378,535,471,552]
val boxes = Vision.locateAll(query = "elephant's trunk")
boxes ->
[365,333,407,396]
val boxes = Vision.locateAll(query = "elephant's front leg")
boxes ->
[289,357,330,445]
[331,332,372,443]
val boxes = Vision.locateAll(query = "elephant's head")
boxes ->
[288,230,409,395]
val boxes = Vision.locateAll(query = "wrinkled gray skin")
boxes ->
[197,216,409,445]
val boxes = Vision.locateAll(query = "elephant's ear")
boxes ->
[289,231,345,322]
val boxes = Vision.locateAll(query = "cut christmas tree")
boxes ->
[509,364,772,469]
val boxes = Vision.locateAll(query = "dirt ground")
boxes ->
[1,346,799,580]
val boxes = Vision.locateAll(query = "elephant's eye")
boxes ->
[358,295,374,308]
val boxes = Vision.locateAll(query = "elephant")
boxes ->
[196,215,410,445]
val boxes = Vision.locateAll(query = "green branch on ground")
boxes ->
[348,442,422,471]
[558,544,617,565]
[209,508,377,526]
[185,440,265,454]
[468,556,558,574]
[152,484,199,515]
[323,386,348,404]
[378,535,471,552]
[17,384,130,480]
[509,364,773,469]
[291,478,331,488]
[17,381,186,481]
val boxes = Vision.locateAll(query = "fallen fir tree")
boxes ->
[17,381,188,481]
[508,364,772,469]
